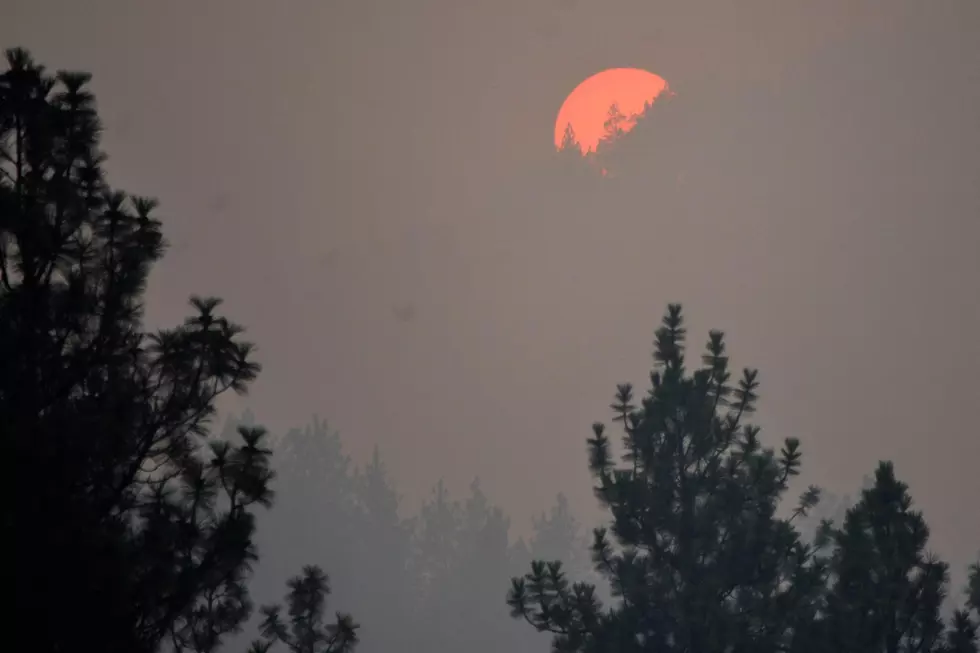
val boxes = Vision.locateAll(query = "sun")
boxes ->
[554,68,669,155]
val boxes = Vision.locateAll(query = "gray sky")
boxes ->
[5,0,978,571]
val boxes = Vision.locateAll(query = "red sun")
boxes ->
[554,68,669,155]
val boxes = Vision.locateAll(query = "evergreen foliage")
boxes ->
[249,566,359,653]
[507,304,979,653]
[1,49,353,653]
[825,462,948,652]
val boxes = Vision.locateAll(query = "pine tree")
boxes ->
[530,493,589,582]
[507,304,828,653]
[455,479,517,647]
[951,560,980,652]
[596,89,685,187]
[558,123,582,155]
[354,446,408,540]
[2,48,271,652]
[250,566,359,653]
[505,303,977,653]
[349,446,415,652]
[824,462,974,653]
[413,478,461,606]
[554,122,599,184]
[944,611,978,653]
[599,103,630,147]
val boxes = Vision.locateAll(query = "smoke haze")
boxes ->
[5,2,978,649]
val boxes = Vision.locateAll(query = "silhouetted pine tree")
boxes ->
[506,304,978,653]
[944,610,978,653]
[596,103,629,154]
[250,565,358,653]
[507,304,829,653]
[554,123,600,184]
[596,90,686,187]
[824,462,976,653]
[558,123,582,155]
[948,561,980,652]
[3,48,279,652]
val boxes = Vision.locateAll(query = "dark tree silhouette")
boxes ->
[250,565,359,653]
[593,91,684,184]
[553,122,600,186]
[598,103,629,150]
[558,123,582,155]
[1,48,309,653]
[823,462,974,653]
[508,304,827,653]
[506,304,979,653]
[949,563,980,652]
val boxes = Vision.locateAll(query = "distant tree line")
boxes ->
[219,411,594,653]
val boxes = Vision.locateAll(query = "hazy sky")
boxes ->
[5,1,978,572]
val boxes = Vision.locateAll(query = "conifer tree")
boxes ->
[553,121,602,186]
[507,304,828,653]
[349,446,415,653]
[413,478,461,608]
[558,123,582,155]
[455,479,517,647]
[354,446,409,542]
[2,48,270,652]
[824,463,976,653]
[944,613,979,653]
[506,304,978,653]
[250,566,359,653]
[597,90,684,186]
[947,561,980,652]
[530,493,589,583]
[599,103,629,147]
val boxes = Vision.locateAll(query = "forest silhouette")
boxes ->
[4,48,979,653]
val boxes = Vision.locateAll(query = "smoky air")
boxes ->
[4,2,979,653]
